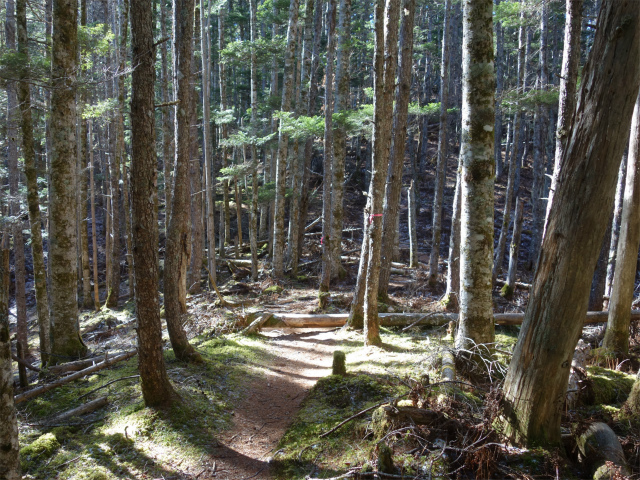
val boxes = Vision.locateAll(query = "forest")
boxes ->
[1,0,640,478]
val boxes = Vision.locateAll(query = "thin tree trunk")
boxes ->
[164,0,201,363]
[248,0,258,280]
[501,195,523,299]
[50,0,87,360]
[272,0,300,278]
[427,0,452,286]
[494,0,504,177]
[604,155,627,307]
[454,0,495,350]
[443,155,462,309]
[89,121,100,309]
[160,0,174,236]
[378,0,416,298]
[408,180,418,268]
[319,0,336,306]
[545,0,583,232]
[130,0,176,406]
[362,0,400,346]
[603,93,640,355]
[500,0,639,447]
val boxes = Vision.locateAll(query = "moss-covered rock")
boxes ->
[20,432,60,469]
[332,351,347,376]
[263,285,283,294]
[587,366,636,405]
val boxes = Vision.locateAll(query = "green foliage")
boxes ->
[220,37,287,68]
[213,108,236,126]
[83,99,118,119]
[257,181,276,204]
[500,87,560,114]
[220,130,276,149]
[273,111,324,139]
[218,162,255,181]
[494,1,539,28]
[79,24,115,72]
[0,50,49,85]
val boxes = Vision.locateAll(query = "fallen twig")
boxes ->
[15,351,137,404]
[77,375,140,401]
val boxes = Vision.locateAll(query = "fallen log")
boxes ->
[11,354,41,373]
[242,313,274,335]
[577,422,630,479]
[45,396,109,425]
[15,351,137,404]
[48,356,104,375]
[261,310,640,329]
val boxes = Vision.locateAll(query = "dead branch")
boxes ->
[45,396,109,424]
[242,313,274,335]
[77,375,140,401]
[11,353,41,373]
[15,351,137,404]
[48,356,104,375]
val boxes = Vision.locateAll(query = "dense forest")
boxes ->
[1,0,640,478]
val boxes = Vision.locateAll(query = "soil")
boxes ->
[201,328,340,480]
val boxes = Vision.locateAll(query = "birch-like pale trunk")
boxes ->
[427,0,452,286]
[443,155,462,309]
[603,93,640,355]
[544,0,583,233]
[50,0,87,360]
[500,0,639,447]
[501,195,523,299]
[454,0,495,350]
[604,155,627,307]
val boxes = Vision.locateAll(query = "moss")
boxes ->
[587,366,636,405]
[377,302,389,313]
[500,283,513,299]
[332,351,347,376]
[263,285,284,294]
[20,432,60,469]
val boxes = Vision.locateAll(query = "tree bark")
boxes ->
[602,93,640,355]
[160,0,174,237]
[501,195,523,299]
[427,0,452,286]
[164,0,200,362]
[604,155,627,307]
[50,0,87,361]
[454,0,495,350]
[545,0,583,232]
[499,0,640,447]
[130,0,176,406]
[378,0,416,298]
[319,0,336,306]
[88,120,100,310]
[362,0,400,346]
[0,248,19,479]
[443,156,462,309]
[16,0,50,359]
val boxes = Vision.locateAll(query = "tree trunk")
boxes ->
[602,93,640,355]
[319,0,336,306]
[50,0,87,361]
[493,0,504,177]
[500,0,640,447]
[545,0,583,232]
[160,0,174,236]
[408,180,418,268]
[378,0,416,298]
[501,195,523,299]
[604,155,627,308]
[89,120,100,310]
[164,0,201,362]
[16,0,50,359]
[427,0,452,286]
[0,247,19,479]
[443,156,462,309]
[454,0,495,350]
[130,0,177,406]
[272,0,300,278]
[362,0,400,346]
[248,0,258,280]
[588,216,612,311]
[329,0,351,281]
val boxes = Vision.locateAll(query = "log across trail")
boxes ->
[259,310,640,329]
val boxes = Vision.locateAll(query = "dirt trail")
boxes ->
[201,328,340,480]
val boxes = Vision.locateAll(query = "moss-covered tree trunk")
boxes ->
[378,0,416,298]
[0,247,19,479]
[427,0,451,286]
[272,0,299,278]
[164,0,200,362]
[130,0,176,406]
[50,0,87,361]
[454,0,495,350]
[603,93,640,355]
[499,0,640,447]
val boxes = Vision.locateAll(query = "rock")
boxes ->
[577,422,630,479]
